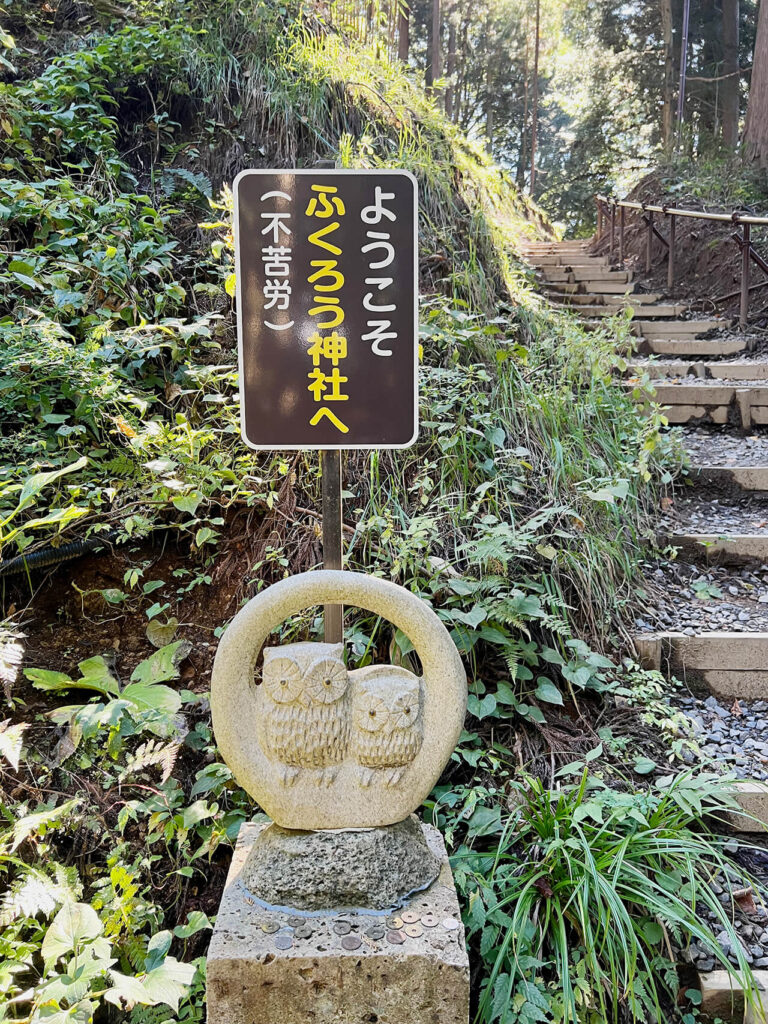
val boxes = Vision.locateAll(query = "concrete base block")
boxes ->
[698,969,746,1022]
[724,782,768,833]
[207,820,470,1024]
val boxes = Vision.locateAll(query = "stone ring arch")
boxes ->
[211,569,467,829]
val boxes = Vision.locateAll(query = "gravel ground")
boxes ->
[671,691,768,971]
[636,559,768,633]
[680,428,768,468]
[661,492,768,535]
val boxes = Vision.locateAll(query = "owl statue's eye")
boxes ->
[391,691,420,728]
[356,695,389,732]
[263,657,303,703]
[307,658,348,704]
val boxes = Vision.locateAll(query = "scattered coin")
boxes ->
[365,925,386,940]
[261,921,280,934]
[294,925,314,940]
[274,934,293,950]
[333,921,352,935]
[386,915,403,929]
[288,916,305,928]
[386,929,406,945]
[341,934,362,951]
[442,917,460,931]
[421,914,439,928]
[404,923,423,938]
[401,910,420,924]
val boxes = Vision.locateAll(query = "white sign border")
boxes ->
[232,167,419,451]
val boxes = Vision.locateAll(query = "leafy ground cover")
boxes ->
[0,3,758,1023]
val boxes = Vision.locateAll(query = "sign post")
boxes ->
[233,168,419,639]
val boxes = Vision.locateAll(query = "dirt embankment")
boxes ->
[594,172,768,324]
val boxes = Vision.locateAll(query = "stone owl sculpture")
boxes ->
[257,642,350,786]
[350,665,423,787]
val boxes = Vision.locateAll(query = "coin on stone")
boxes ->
[294,925,314,940]
[401,910,420,924]
[274,934,293,950]
[365,925,386,940]
[421,914,439,928]
[333,921,352,935]
[386,929,406,945]
[442,917,460,931]
[404,923,423,938]
[261,921,280,934]
[288,916,305,928]
[386,915,403,929]
[341,934,362,951]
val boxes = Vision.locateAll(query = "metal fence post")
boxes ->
[740,223,751,330]
[609,203,615,260]
[646,211,654,273]
[619,205,625,266]
[667,214,676,291]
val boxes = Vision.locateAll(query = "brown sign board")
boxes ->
[233,169,418,450]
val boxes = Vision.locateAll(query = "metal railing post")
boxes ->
[619,205,625,266]
[597,200,603,239]
[609,203,615,260]
[646,211,654,273]
[740,223,751,330]
[667,214,676,291]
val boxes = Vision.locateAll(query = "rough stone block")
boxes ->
[207,820,470,1024]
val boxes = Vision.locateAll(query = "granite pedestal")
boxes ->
[206,820,470,1024]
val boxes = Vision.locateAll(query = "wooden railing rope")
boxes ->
[595,195,768,329]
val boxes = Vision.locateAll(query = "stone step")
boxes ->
[571,268,631,282]
[602,292,661,305]
[636,338,749,357]
[581,280,636,293]
[634,631,768,700]
[547,292,604,305]
[669,533,768,563]
[542,282,580,294]
[699,969,766,1023]
[540,270,573,283]
[627,362,768,381]
[639,319,733,338]
[582,303,687,318]
[530,256,611,268]
[630,382,768,427]
[690,467,768,492]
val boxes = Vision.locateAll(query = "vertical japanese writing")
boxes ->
[305,184,349,435]
[360,187,397,357]
[260,190,294,332]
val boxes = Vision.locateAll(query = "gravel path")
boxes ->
[680,429,768,468]
[661,492,768,535]
[636,559,768,633]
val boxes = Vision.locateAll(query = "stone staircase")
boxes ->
[523,238,768,1022]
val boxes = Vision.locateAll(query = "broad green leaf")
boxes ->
[535,678,563,705]
[121,683,181,716]
[13,798,82,849]
[41,902,102,966]
[173,910,213,939]
[130,640,191,684]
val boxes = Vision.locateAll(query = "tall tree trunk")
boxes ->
[745,0,768,163]
[722,0,740,148]
[426,0,441,94]
[445,14,456,118]
[530,0,540,191]
[518,15,529,187]
[661,0,675,150]
[397,0,409,61]
[676,0,691,144]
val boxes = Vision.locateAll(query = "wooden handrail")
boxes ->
[596,194,768,226]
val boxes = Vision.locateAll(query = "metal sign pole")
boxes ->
[321,450,343,643]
